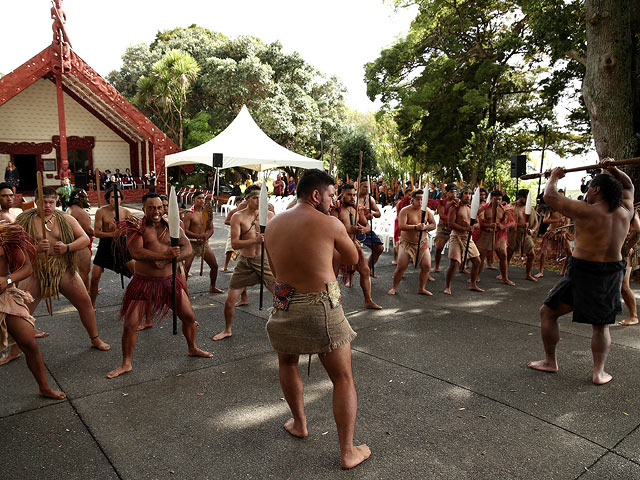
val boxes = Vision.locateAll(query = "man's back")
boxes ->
[574,201,631,262]
[266,204,353,293]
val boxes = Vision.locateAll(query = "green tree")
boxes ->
[337,131,377,181]
[134,49,200,149]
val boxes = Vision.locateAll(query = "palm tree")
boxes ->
[135,49,200,149]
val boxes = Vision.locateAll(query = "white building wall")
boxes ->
[0,78,131,180]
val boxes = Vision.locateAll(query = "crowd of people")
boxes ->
[0,160,637,470]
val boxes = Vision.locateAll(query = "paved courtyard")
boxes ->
[2,211,640,479]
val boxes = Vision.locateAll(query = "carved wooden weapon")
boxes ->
[113,183,124,289]
[462,187,481,267]
[37,172,53,316]
[258,181,268,310]
[520,157,640,180]
[199,200,213,276]
[415,188,428,269]
[168,186,180,335]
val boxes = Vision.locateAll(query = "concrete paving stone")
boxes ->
[614,421,640,463]
[0,401,118,479]
[581,452,640,479]
[352,312,640,449]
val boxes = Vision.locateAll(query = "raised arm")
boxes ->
[543,167,590,220]
[601,159,635,213]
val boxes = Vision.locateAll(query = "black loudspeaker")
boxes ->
[510,155,526,178]
[74,172,88,190]
[213,153,223,168]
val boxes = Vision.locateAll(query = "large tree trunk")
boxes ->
[583,0,640,201]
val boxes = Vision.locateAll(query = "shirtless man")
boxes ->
[67,189,94,290]
[506,190,539,282]
[444,189,483,295]
[356,182,383,276]
[0,182,17,224]
[388,189,436,295]
[528,161,634,385]
[89,187,134,307]
[619,209,640,325]
[213,185,276,341]
[182,191,223,293]
[16,187,110,351]
[335,185,382,309]
[432,184,457,272]
[264,169,371,470]
[477,190,516,285]
[107,193,212,378]
[535,202,571,278]
[0,221,65,399]
[221,198,249,305]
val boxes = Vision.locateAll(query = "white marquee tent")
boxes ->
[164,105,324,172]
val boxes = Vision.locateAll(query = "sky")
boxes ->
[1,0,593,191]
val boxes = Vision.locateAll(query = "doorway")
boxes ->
[13,154,37,192]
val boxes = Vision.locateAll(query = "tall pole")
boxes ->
[537,125,547,198]
[55,72,69,179]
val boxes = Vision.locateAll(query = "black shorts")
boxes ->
[93,237,132,277]
[544,257,625,325]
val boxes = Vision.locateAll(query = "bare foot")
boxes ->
[486,265,498,270]
[341,445,372,470]
[209,287,224,294]
[462,269,471,274]
[496,274,502,280]
[593,370,613,385]
[136,322,153,331]
[283,417,308,438]
[427,275,436,282]
[235,298,249,307]
[0,350,21,366]
[502,279,516,286]
[213,331,232,341]
[618,317,639,326]
[370,272,379,278]
[188,347,213,358]
[527,359,558,373]
[443,288,452,295]
[469,285,485,292]
[392,260,397,265]
[364,301,383,310]
[187,273,193,278]
[39,387,66,400]
[91,338,111,351]
[534,272,544,278]
[417,289,433,296]
[431,268,440,273]
[526,275,538,282]
[106,364,132,379]
[219,267,228,272]
[387,288,396,295]
[35,330,50,338]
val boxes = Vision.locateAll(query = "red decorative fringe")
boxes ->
[119,274,186,326]
[0,222,37,272]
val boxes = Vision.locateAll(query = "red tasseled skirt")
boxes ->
[119,273,186,326]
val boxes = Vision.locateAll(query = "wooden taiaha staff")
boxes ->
[258,181,268,310]
[367,174,375,277]
[199,200,213,276]
[113,183,124,289]
[328,148,335,177]
[521,190,532,259]
[488,200,497,265]
[520,157,640,180]
[414,178,429,269]
[462,187,481,268]
[168,186,180,335]
[36,172,53,316]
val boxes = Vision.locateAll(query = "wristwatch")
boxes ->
[6,277,12,286]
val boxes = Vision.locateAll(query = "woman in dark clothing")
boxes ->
[4,161,19,192]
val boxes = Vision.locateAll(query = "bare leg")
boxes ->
[591,325,612,385]
[358,257,381,309]
[368,244,383,277]
[417,249,432,295]
[497,250,514,286]
[89,264,104,307]
[478,251,487,276]
[205,247,224,293]
[278,353,308,437]
[235,288,249,306]
[388,248,409,295]
[444,259,458,295]
[77,247,91,291]
[136,301,153,331]
[318,344,371,469]
[469,257,484,292]
[525,252,537,281]
[221,251,232,271]
[6,315,65,399]
[619,265,638,325]
[59,271,109,350]
[432,242,445,272]
[214,288,243,340]
[176,289,212,358]
[528,303,572,372]
[535,252,546,278]
[183,250,196,277]
[20,275,49,337]
[392,243,398,264]
[107,304,141,378]
[0,344,21,365]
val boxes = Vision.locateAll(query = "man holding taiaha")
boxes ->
[334,184,382,309]
[528,161,633,384]
[356,182,383,277]
[388,189,436,295]
[506,189,540,282]
[89,187,134,308]
[213,185,276,341]
[432,184,457,273]
[619,207,640,325]
[443,189,484,295]
[107,193,212,378]
[392,186,412,264]
[182,191,224,293]
[264,169,371,470]
[476,190,516,285]
[16,187,110,351]
[0,220,65,399]
[67,189,94,290]
[534,201,571,278]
